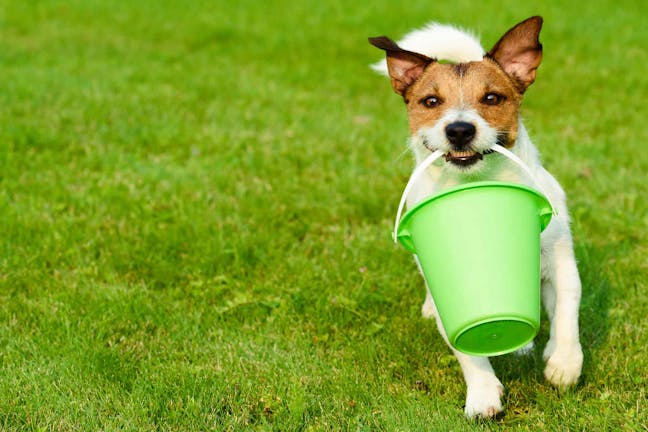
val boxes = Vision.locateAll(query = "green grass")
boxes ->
[0,0,646,430]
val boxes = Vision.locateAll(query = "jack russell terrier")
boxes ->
[370,16,583,418]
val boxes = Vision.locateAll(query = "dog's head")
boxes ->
[370,17,543,171]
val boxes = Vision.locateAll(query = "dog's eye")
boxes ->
[482,93,505,106]
[420,96,442,108]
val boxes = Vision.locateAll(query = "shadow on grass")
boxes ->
[573,239,612,382]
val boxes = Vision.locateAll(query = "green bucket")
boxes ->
[397,181,553,356]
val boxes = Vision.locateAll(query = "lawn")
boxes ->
[0,0,646,430]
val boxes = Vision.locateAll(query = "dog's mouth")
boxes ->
[444,149,495,167]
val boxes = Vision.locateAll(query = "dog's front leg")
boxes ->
[541,235,583,388]
[422,292,504,418]
[456,350,504,418]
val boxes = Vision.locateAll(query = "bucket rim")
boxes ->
[397,181,553,249]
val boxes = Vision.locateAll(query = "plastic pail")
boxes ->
[397,181,553,356]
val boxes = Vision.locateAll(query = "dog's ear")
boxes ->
[487,16,543,92]
[369,36,434,97]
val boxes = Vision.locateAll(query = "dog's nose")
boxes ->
[445,122,476,148]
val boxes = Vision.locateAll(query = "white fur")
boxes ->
[381,24,583,419]
[371,23,484,75]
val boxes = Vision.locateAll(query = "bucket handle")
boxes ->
[393,144,558,243]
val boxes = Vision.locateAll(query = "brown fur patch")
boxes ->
[404,58,522,146]
[453,63,469,77]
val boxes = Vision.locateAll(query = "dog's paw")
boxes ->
[544,344,583,389]
[464,378,504,419]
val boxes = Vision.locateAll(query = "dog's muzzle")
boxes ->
[442,121,495,166]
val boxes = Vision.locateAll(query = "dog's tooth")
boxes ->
[450,150,476,157]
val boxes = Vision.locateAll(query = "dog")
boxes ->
[369,16,583,419]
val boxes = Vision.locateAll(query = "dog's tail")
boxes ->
[370,22,484,75]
